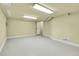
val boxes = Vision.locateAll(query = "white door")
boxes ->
[37,22,43,35]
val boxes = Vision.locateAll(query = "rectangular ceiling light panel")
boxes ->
[23,16,37,19]
[33,4,53,14]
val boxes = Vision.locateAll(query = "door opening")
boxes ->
[36,21,43,36]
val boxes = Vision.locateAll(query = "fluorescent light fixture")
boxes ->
[23,16,37,19]
[33,4,53,14]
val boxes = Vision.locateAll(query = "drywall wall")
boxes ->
[7,19,36,38]
[43,21,51,36]
[0,8,6,51]
[43,12,79,44]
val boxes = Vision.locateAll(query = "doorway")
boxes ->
[36,21,43,36]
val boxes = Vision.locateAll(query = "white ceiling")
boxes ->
[0,3,79,21]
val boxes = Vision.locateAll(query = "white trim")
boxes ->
[7,34,36,39]
[0,38,7,52]
[44,34,79,48]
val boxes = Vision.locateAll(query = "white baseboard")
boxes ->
[0,38,7,52]
[44,34,79,48]
[7,34,36,39]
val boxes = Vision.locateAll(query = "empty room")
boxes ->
[0,3,79,56]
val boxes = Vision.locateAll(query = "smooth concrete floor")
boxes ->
[0,36,79,56]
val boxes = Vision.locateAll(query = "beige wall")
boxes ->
[7,19,36,38]
[43,12,79,44]
[0,8,6,48]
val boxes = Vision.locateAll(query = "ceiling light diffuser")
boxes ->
[33,4,53,14]
[23,16,37,19]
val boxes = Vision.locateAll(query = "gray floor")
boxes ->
[0,36,79,56]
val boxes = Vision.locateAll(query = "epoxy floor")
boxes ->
[0,36,79,56]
